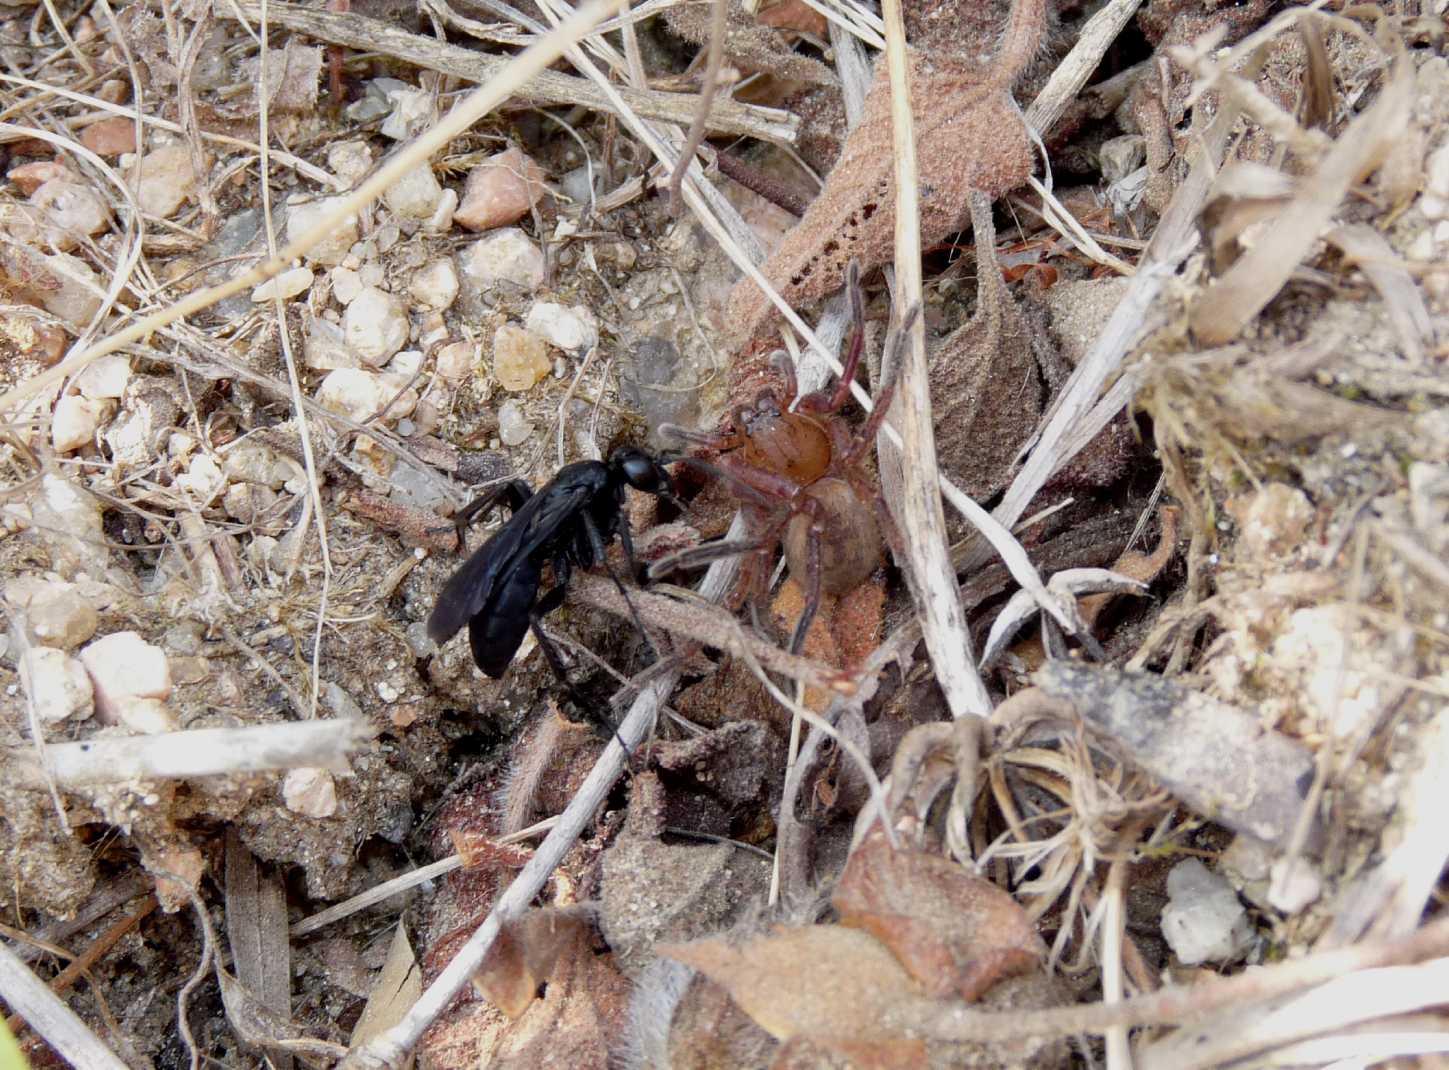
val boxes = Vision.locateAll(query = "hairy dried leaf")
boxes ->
[726,0,1044,345]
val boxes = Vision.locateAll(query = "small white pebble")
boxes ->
[287,196,357,266]
[525,301,598,353]
[497,398,533,446]
[252,266,314,303]
[283,768,339,818]
[343,286,409,367]
[51,395,110,453]
[78,631,172,726]
[19,647,94,723]
[74,354,132,400]
[435,340,476,385]
[331,266,363,306]
[409,258,459,311]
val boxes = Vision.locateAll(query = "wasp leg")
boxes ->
[583,510,661,663]
[439,479,533,548]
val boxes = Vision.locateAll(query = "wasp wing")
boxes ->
[426,478,597,647]
[467,557,541,676]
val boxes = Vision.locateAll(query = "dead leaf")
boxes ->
[473,907,593,1019]
[833,830,1045,1002]
[218,969,347,1059]
[477,914,630,1069]
[224,832,292,1064]
[257,41,323,115]
[665,0,835,87]
[726,0,1045,345]
[660,925,921,1043]
[755,0,827,36]
[352,924,422,1055]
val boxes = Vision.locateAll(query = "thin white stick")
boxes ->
[0,940,129,1070]
[877,0,989,718]
[4,721,373,788]
[1024,0,1143,135]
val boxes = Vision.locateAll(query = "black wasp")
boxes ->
[426,447,676,690]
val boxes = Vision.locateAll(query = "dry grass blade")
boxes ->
[220,0,797,144]
[1188,53,1414,344]
[875,0,988,720]
[1325,223,1434,362]
[1138,959,1449,1070]
[891,915,1449,1044]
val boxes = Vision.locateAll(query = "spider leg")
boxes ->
[658,410,748,453]
[770,348,801,404]
[786,502,825,656]
[842,302,921,466]
[647,538,768,580]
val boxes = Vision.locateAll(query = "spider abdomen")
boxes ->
[784,477,881,596]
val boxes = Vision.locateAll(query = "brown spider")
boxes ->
[661,264,916,654]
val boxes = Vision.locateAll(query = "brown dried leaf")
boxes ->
[472,906,593,1019]
[478,912,630,1068]
[665,0,836,86]
[755,0,827,36]
[929,210,1057,502]
[660,925,922,1043]
[352,924,422,1054]
[726,0,1044,345]
[833,830,1045,1002]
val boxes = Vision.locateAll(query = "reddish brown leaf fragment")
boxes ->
[726,0,1045,345]
[833,830,1045,1002]
[472,906,593,1019]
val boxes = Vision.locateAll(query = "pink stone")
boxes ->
[80,117,137,157]
[453,148,547,231]
[9,160,72,196]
